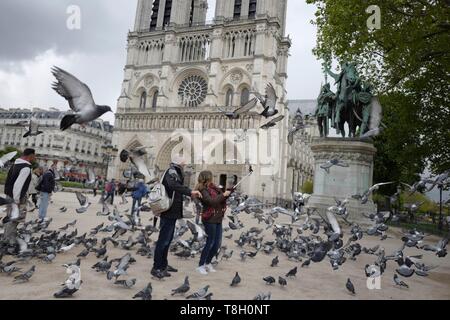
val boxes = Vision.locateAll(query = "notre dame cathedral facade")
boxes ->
[111,0,316,204]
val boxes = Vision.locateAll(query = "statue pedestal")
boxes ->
[308,138,377,222]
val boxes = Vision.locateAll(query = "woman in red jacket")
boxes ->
[196,171,231,275]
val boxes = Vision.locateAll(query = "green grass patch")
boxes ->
[388,220,449,237]
[60,181,87,189]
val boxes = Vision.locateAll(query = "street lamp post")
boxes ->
[101,144,118,180]
[438,184,443,231]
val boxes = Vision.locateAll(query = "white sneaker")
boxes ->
[196,266,208,275]
[205,264,217,273]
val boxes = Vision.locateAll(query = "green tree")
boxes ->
[306,0,450,186]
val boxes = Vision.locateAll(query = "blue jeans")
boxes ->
[153,217,177,270]
[199,222,222,266]
[104,192,114,204]
[131,198,142,217]
[38,192,50,220]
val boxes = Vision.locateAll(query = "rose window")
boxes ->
[178,75,208,107]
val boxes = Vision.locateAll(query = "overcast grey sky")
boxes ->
[0,0,323,124]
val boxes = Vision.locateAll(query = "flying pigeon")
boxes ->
[0,151,17,168]
[119,146,154,183]
[218,98,258,119]
[260,115,285,130]
[22,120,43,138]
[320,158,349,174]
[352,182,394,204]
[51,66,113,131]
[75,192,91,214]
[254,83,278,118]
[362,97,387,138]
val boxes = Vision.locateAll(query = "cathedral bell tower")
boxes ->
[113,0,292,203]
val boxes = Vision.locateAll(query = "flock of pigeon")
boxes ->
[1,66,449,299]
[1,168,449,299]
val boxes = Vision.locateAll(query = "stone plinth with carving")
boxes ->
[308,138,377,221]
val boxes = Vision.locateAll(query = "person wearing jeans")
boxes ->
[131,179,148,225]
[38,167,55,221]
[195,171,231,275]
[151,156,202,279]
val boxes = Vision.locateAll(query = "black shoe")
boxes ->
[150,268,164,279]
[161,269,171,277]
[166,265,178,273]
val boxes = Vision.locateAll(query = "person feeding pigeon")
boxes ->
[151,155,202,279]
[1,149,36,246]
[195,170,231,275]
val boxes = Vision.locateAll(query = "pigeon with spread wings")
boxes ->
[51,66,112,131]
[260,115,285,130]
[75,192,91,214]
[0,151,17,168]
[352,182,394,204]
[218,98,258,119]
[254,83,279,118]
[22,119,43,138]
[120,146,154,183]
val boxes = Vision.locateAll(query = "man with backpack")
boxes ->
[2,149,36,246]
[151,155,202,279]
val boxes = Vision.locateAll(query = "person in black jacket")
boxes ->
[2,148,35,245]
[37,166,56,221]
[151,156,202,279]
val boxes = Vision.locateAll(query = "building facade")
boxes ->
[112,0,315,203]
[0,107,113,179]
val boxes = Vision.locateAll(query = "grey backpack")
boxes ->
[148,169,174,216]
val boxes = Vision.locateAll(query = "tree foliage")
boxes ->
[306,0,450,185]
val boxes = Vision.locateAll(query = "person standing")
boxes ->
[118,180,129,204]
[29,167,42,208]
[151,156,202,278]
[131,179,148,225]
[92,178,100,197]
[37,166,56,222]
[195,171,231,275]
[103,179,116,204]
[2,149,36,246]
